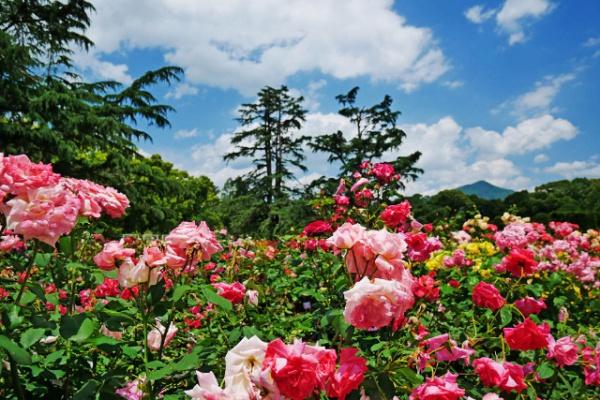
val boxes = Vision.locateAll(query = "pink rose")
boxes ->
[3,184,80,246]
[409,372,465,400]
[118,258,149,288]
[371,163,395,184]
[0,154,60,196]
[166,221,222,261]
[547,336,579,366]
[328,223,366,249]
[94,240,136,270]
[116,378,144,400]
[514,297,546,317]
[343,277,414,330]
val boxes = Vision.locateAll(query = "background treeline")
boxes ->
[1,1,597,237]
[409,178,600,231]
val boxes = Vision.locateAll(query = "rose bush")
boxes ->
[0,155,598,399]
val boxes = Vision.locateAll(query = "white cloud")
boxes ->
[464,5,496,24]
[71,51,133,83]
[534,153,549,163]
[166,82,199,100]
[174,128,200,139]
[507,73,576,117]
[465,0,553,45]
[584,37,600,47]
[289,80,327,112]
[545,160,600,179]
[82,0,449,95]
[442,80,464,89]
[466,114,577,157]
[496,0,554,45]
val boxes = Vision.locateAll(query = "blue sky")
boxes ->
[75,0,600,194]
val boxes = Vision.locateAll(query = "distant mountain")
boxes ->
[456,180,514,200]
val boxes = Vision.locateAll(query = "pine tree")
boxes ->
[309,86,422,186]
[224,85,308,203]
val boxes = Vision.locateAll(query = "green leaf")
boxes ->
[537,362,555,379]
[173,353,201,372]
[147,365,174,381]
[202,285,233,311]
[69,318,98,342]
[20,328,46,348]
[73,379,100,400]
[500,307,512,327]
[0,335,32,365]
[34,253,53,267]
[58,236,74,257]
[148,280,166,305]
[172,284,193,302]
[394,367,423,386]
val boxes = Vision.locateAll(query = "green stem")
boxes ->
[14,243,39,305]
[8,355,26,400]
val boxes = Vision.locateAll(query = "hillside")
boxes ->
[456,180,514,200]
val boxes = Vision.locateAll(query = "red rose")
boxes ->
[472,282,505,311]
[380,201,411,228]
[371,163,395,184]
[303,220,333,237]
[472,357,506,387]
[504,318,550,351]
[211,281,246,304]
[326,348,367,400]
[499,248,538,278]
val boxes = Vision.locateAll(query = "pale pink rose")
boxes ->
[224,336,268,399]
[482,394,503,400]
[328,223,366,249]
[165,244,187,269]
[246,290,259,306]
[61,177,129,219]
[365,230,408,280]
[94,240,136,270]
[333,179,346,196]
[167,221,222,261]
[116,378,144,400]
[118,258,149,288]
[451,230,472,245]
[343,277,414,330]
[0,154,60,196]
[143,244,167,267]
[147,319,178,352]
[3,184,80,246]
[185,371,229,400]
[100,324,123,340]
[350,177,369,192]
[547,336,579,366]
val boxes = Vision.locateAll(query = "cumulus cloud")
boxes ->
[495,73,576,117]
[466,114,577,157]
[80,0,449,95]
[534,153,549,163]
[464,5,496,24]
[465,0,553,45]
[71,51,133,84]
[545,160,600,179]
